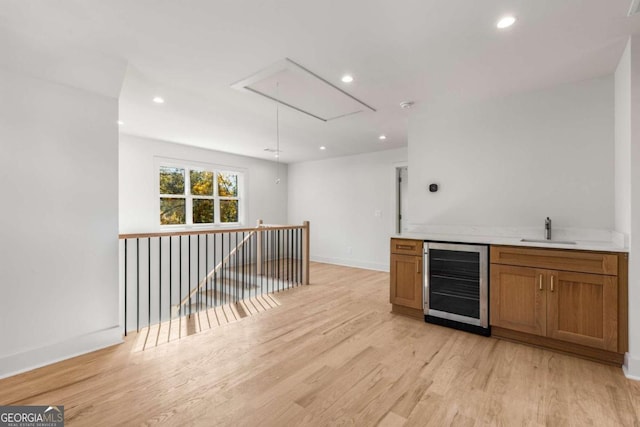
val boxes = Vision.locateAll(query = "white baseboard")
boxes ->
[311,256,389,272]
[623,352,640,381]
[0,326,123,380]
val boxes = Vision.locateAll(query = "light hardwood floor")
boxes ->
[1,262,639,426]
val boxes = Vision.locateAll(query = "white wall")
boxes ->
[408,76,614,232]
[288,148,408,271]
[0,67,121,378]
[617,35,640,380]
[630,35,640,380]
[616,43,631,239]
[119,134,288,233]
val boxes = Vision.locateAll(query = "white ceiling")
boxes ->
[1,0,639,163]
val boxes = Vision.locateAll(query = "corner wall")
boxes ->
[0,68,121,378]
[616,43,632,238]
[287,148,408,271]
[617,35,640,380]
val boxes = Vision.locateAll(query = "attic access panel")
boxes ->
[231,58,376,122]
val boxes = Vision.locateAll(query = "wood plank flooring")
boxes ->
[1,262,639,426]
[131,294,281,352]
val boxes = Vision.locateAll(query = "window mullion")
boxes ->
[214,171,219,225]
[186,169,193,225]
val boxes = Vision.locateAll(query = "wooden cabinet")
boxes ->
[490,245,627,364]
[490,265,546,336]
[547,270,618,351]
[390,254,422,309]
[390,239,423,319]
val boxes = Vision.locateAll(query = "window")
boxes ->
[159,163,243,226]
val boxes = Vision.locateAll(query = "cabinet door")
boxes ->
[547,271,618,351]
[390,254,422,309]
[490,264,546,336]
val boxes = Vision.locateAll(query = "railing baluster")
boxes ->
[206,234,209,309]
[159,237,162,325]
[298,228,301,285]
[179,235,182,317]
[237,232,240,303]
[228,232,231,304]
[250,232,254,299]
[222,233,226,305]
[136,238,140,332]
[124,239,127,336]
[188,235,192,317]
[288,229,292,287]
[148,237,151,329]
[169,237,172,318]
[237,232,240,302]
[265,231,269,294]
[197,234,200,313]
[235,232,238,303]
[214,234,217,307]
[242,231,245,301]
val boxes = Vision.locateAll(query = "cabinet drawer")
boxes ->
[490,246,618,276]
[391,238,423,256]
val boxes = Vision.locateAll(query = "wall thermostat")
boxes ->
[429,184,438,192]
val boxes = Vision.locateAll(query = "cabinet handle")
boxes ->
[417,260,421,274]
[539,274,543,291]
[550,275,554,292]
[398,245,413,250]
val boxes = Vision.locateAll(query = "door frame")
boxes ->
[394,163,408,234]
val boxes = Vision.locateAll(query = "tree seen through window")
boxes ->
[159,165,240,225]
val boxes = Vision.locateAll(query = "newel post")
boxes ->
[302,221,310,285]
[256,219,263,276]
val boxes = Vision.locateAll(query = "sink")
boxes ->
[520,238,576,245]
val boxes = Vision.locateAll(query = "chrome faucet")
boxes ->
[545,217,552,240]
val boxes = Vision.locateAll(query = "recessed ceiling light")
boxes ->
[379,135,387,141]
[153,96,165,104]
[319,146,327,150]
[274,154,279,158]
[341,75,354,83]
[117,120,124,126]
[497,16,516,29]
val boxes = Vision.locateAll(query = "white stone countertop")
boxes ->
[393,232,628,253]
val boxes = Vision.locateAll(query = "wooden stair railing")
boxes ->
[119,220,310,335]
